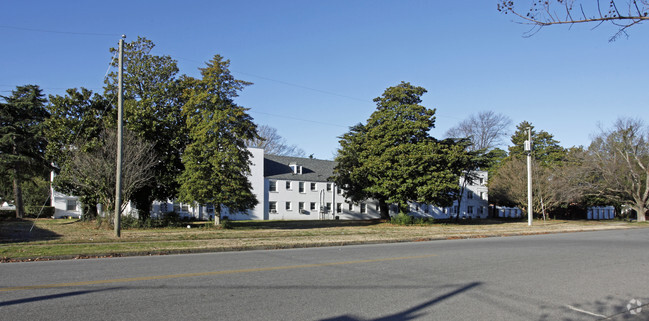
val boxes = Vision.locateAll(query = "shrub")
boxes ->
[391,212,414,225]
[24,206,55,218]
[220,217,233,229]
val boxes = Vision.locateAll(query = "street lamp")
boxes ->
[524,127,532,226]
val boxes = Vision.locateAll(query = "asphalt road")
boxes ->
[1,228,648,320]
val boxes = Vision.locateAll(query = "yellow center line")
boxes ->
[0,254,436,292]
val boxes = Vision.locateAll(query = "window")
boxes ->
[181,204,189,212]
[310,182,317,191]
[479,192,484,200]
[326,183,332,192]
[479,177,484,185]
[348,203,353,211]
[269,201,277,213]
[478,206,484,214]
[310,202,317,211]
[285,202,292,211]
[173,203,180,212]
[290,164,302,175]
[467,206,474,214]
[360,203,366,214]
[286,181,292,190]
[299,202,305,212]
[336,187,341,195]
[269,180,277,192]
[467,191,473,199]
[66,199,77,211]
[326,202,331,212]
[336,203,342,213]
[207,204,214,213]
[299,182,305,193]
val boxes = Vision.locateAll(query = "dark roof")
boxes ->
[264,154,335,182]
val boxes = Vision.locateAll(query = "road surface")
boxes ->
[1,228,648,320]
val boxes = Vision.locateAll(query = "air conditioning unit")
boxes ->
[299,209,308,214]
[270,209,277,214]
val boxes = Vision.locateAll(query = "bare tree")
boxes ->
[498,0,649,41]
[61,128,157,220]
[584,118,648,221]
[245,124,306,157]
[445,111,512,151]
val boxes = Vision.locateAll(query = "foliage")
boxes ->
[498,0,649,41]
[105,36,187,220]
[59,128,157,220]
[334,82,473,219]
[177,55,259,224]
[445,111,512,151]
[0,85,50,218]
[508,121,566,166]
[24,206,55,218]
[245,124,306,157]
[490,121,573,217]
[583,118,649,221]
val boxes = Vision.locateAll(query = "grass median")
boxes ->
[0,218,643,262]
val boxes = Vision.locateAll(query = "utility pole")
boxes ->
[114,35,125,237]
[525,127,533,226]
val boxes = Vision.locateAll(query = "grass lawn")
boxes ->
[0,217,643,262]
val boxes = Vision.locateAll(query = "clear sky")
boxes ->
[2,1,647,159]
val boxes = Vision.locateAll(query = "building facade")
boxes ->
[51,147,489,221]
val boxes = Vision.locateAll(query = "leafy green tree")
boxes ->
[508,121,566,165]
[334,82,471,219]
[46,88,113,220]
[177,55,259,225]
[105,36,187,220]
[0,85,50,218]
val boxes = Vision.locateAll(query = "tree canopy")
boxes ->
[334,82,473,219]
[0,85,50,218]
[177,55,260,224]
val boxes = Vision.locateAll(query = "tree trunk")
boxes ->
[634,205,647,222]
[214,203,221,226]
[378,199,390,220]
[12,174,24,219]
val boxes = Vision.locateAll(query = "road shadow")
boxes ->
[319,282,481,321]
[0,287,119,307]
[0,218,61,243]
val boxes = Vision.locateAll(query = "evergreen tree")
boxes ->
[334,82,471,219]
[177,55,259,224]
[0,85,50,218]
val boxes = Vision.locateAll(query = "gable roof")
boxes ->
[264,154,335,182]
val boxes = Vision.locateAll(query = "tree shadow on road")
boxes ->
[319,282,481,321]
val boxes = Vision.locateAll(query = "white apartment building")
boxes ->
[51,147,489,220]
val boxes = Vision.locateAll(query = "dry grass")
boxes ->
[0,218,642,262]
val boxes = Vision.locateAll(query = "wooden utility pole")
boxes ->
[114,35,125,237]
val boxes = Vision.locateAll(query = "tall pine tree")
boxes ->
[0,85,50,218]
[178,55,259,224]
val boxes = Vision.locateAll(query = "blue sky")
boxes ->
[2,1,647,159]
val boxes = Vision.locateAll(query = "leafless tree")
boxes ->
[245,124,306,157]
[489,156,570,217]
[63,128,157,220]
[445,111,512,151]
[584,118,648,221]
[498,0,649,41]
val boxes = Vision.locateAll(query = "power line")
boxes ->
[0,25,120,37]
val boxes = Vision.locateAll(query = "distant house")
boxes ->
[51,148,490,220]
